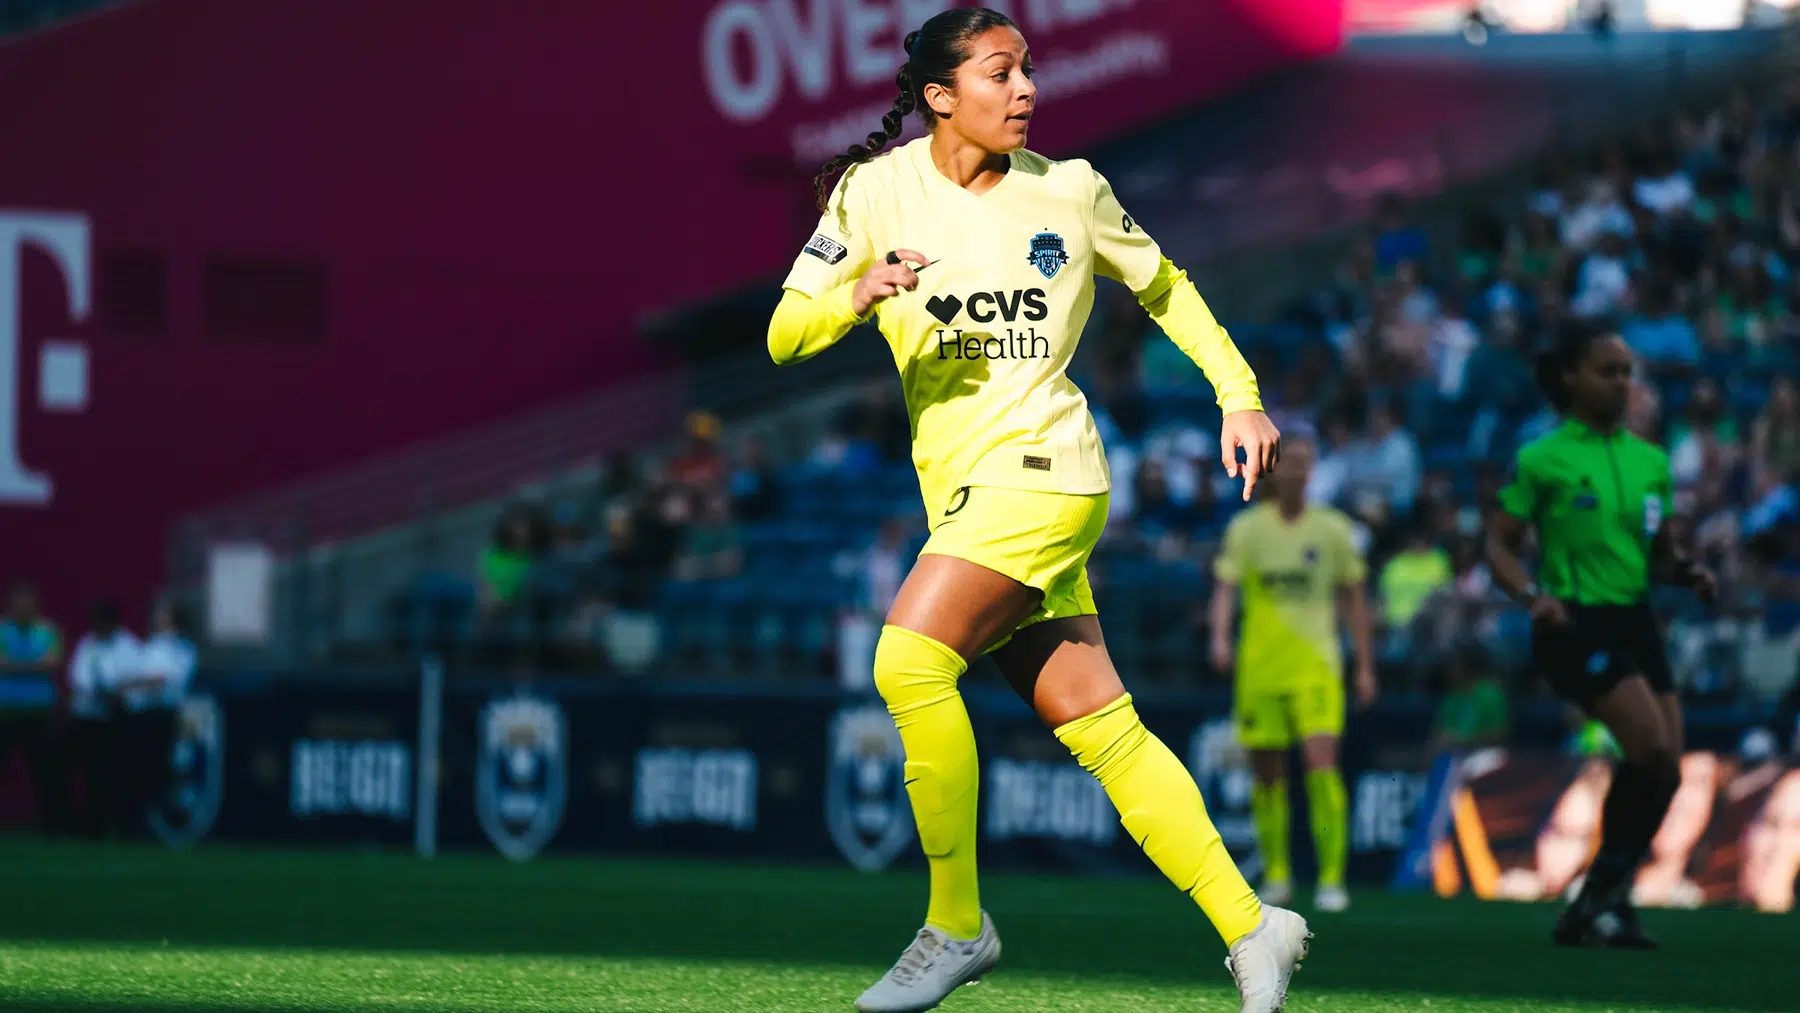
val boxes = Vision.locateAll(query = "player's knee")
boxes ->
[1301,736,1340,772]
[1054,694,1145,778]
[873,625,963,713]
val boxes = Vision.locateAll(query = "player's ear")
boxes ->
[922,81,955,120]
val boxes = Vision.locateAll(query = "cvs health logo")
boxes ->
[0,211,92,506]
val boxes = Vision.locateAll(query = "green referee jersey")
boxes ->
[1497,419,1673,606]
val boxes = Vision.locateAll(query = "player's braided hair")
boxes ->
[811,7,1019,213]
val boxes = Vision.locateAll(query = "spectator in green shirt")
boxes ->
[1430,646,1509,753]
[1380,531,1452,628]
[479,506,546,615]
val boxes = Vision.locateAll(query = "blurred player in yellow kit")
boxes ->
[1210,433,1376,913]
[766,9,1308,1012]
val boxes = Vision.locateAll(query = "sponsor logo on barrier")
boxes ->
[1352,769,1428,854]
[985,758,1115,846]
[0,211,91,506]
[148,694,224,849]
[1188,718,1256,852]
[633,747,759,831]
[290,738,412,820]
[476,693,568,861]
[825,703,914,871]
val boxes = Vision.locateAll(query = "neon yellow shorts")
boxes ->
[1233,673,1345,749]
[919,486,1108,648]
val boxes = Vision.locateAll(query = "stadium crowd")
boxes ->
[406,81,1800,732]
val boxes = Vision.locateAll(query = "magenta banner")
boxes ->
[0,0,1341,628]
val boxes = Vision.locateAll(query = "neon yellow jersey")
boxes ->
[1214,504,1366,689]
[777,138,1260,521]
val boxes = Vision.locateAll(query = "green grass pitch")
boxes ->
[0,839,1792,1012]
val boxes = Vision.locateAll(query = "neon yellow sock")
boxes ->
[1251,779,1291,887]
[1307,767,1349,888]
[1055,694,1263,945]
[873,625,982,940]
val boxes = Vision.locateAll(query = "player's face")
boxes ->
[1276,440,1315,495]
[1569,334,1633,426]
[944,27,1035,153]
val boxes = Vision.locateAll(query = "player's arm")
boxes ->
[1208,519,1245,676]
[767,285,870,365]
[1089,168,1277,496]
[767,169,884,366]
[1087,172,1259,412]
[1208,578,1237,677]
[1487,451,1566,625]
[1335,523,1377,707]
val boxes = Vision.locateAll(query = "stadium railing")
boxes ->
[164,340,883,667]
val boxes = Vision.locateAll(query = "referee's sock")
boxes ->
[874,625,983,940]
[1056,694,1264,946]
[1585,758,1682,907]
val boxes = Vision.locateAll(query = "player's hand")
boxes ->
[1221,411,1281,502]
[1209,638,1233,676]
[1354,662,1379,711]
[851,249,928,316]
[1683,564,1719,605]
[1528,594,1571,628]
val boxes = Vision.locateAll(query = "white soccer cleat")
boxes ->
[1225,905,1312,1013]
[1314,884,1350,913]
[1259,879,1293,907]
[854,911,1001,1013]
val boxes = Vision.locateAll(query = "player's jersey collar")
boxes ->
[909,137,1019,202]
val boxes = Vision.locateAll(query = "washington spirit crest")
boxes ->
[476,693,568,861]
[826,703,914,871]
[148,694,224,849]
[1027,230,1068,279]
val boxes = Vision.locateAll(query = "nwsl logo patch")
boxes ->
[803,233,848,265]
[1027,231,1068,279]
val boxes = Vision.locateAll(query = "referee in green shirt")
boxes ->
[1488,324,1717,952]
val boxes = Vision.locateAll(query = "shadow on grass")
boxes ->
[0,839,1792,1012]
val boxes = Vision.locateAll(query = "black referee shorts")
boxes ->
[1532,601,1676,709]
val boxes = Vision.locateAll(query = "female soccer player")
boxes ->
[1487,324,1717,949]
[1209,432,1376,914]
[766,9,1304,1012]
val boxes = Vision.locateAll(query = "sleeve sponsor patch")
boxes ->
[803,233,848,265]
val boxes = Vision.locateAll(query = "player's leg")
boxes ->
[1299,735,1349,911]
[855,551,1036,1013]
[1247,748,1291,905]
[879,552,1039,938]
[996,614,1262,940]
[996,614,1310,1013]
[1296,678,1350,912]
[1239,685,1294,906]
